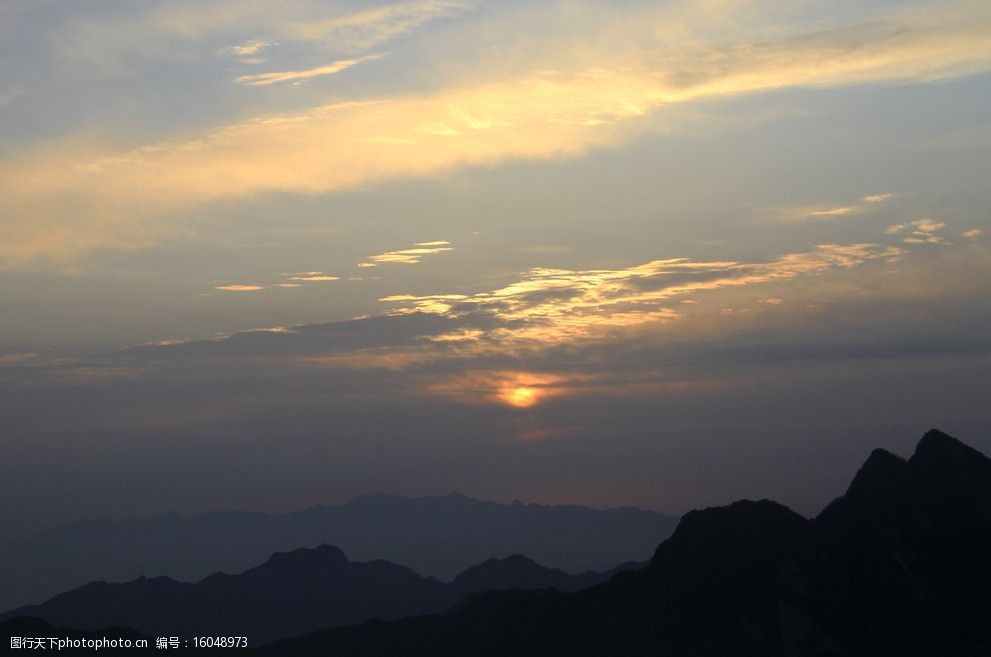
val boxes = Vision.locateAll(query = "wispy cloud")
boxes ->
[3,2,991,265]
[359,241,453,267]
[963,228,983,239]
[424,370,580,409]
[809,207,857,217]
[234,53,387,86]
[886,219,949,244]
[287,0,474,53]
[380,243,904,346]
[214,271,340,291]
[0,351,39,365]
[217,39,275,57]
[44,0,470,77]
[288,272,340,281]
[109,238,986,416]
[771,192,895,223]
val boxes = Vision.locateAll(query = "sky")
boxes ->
[1,0,990,537]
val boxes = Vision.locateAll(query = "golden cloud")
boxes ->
[359,241,453,267]
[234,53,387,86]
[381,243,904,346]
[887,219,949,245]
[2,1,990,265]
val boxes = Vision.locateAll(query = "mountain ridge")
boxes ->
[0,493,676,611]
[251,429,991,656]
[3,429,988,656]
[0,545,642,645]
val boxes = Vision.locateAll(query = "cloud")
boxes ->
[359,241,453,267]
[288,272,340,281]
[99,237,990,419]
[42,0,471,78]
[379,242,904,347]
[0,352,39,366]
[887,219,949,244]
[774,192,894,223]
[964,228,983,239]
[809,207,857,217]
[214,272,340,291]
[158,241,910,374]
[425,370,580,409]
[234,53,388,86]
[217,39,275,57]
[286,0,474,53]
[4,1,991,265]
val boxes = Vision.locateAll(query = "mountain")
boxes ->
[5,429,986,656]
[251,429,991,657]
[782,429,991,656]
[0,546,638,645]
[450,554,642,597]
[0,493,675,611]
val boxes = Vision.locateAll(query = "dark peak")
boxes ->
[677,499,805,531]
[486,554,536,564]
[814,448,909,524]
[259,544,347,570]
[866,446,905,465]
[655,499,806,563]
[452,554,545,581]
[197,571,230,585]
[462,554,541,572]
[450,554,576,594]
[845,447,909,496]
[500,553,538,565]
[817,432,990,527]
[649,500,808,583]
[911,429,988,467]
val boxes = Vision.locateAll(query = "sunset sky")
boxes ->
[2,0,990,536]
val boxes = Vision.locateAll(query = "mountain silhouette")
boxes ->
[248,429,991,656]
[3,429,988,656]
[0,546,636,645]
[450,554,643,598]
[0,493,675,611]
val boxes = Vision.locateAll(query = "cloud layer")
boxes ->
[3,1,991,265]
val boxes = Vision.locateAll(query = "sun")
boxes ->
[492,372,575,408]
[503,386,540,408]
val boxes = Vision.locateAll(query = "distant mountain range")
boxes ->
[1,547,639,644]
[250,429,991,656]
[2,429,988,656]
[0,493,676,611]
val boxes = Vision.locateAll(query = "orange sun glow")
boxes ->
[501,386,540,408]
